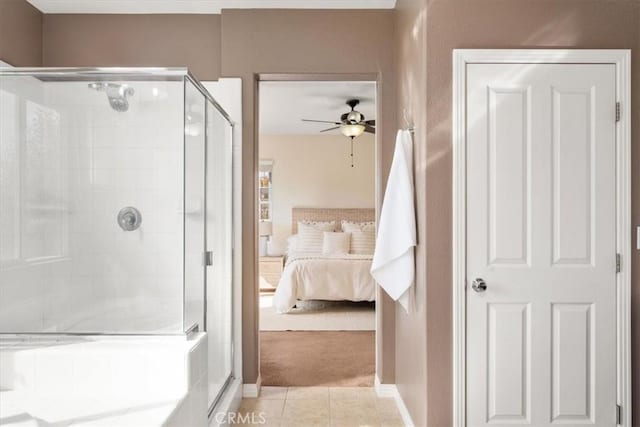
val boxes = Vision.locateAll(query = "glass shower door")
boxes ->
[205,100,234,410]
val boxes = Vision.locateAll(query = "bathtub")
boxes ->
[0,296,185,336]
[0,333,207,426]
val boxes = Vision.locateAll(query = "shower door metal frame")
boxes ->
[0,67,235,340]
[204,114,236,414]
[197,82,236,414]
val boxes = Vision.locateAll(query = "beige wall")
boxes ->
[404,1,640,425]
[393,0,429,425]
[42,14,221,80]
[260,133,376,247]
[0,0,42,66]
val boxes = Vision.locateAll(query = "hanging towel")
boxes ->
[371,129,416,312]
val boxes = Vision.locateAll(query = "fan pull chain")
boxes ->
[350,136,354,168]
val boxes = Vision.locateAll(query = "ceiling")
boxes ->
[259,81,376,135]
[26,0,396,14]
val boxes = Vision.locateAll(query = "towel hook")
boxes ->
[402,108,415,133]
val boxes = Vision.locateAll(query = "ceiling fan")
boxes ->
[302,99,375,167]
[302,98,375,136]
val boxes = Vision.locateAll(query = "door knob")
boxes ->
[471,278,487,293]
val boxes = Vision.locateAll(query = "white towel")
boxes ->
[371,130,416,312]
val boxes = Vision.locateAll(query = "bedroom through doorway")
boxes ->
[257,80,378,387]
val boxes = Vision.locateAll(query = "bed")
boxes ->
[272,208,377,313]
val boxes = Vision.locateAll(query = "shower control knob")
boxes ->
[122,213,135,227]
[117,207,142,231]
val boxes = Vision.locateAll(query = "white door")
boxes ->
[466,63,617,426]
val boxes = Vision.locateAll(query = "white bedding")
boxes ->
[273,252,376,313]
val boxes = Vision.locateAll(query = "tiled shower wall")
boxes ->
[0,78,186,333]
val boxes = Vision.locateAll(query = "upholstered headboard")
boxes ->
[291,208,375,234]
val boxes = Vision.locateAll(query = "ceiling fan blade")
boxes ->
[365,119,376,126]
[364,125,376,134]
[302,119,342,125]
[320,126,341,132]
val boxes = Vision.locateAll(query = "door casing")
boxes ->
[452,49,632,427]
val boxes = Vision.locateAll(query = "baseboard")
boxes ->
[392,390,414,427]
[374,376,414,427]
[242,375,262,398]
[374,375,397,397]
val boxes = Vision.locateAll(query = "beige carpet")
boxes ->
[260,331,375,387]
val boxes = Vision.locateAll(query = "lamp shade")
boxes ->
[259,221,273,236]
[340,123,365,138]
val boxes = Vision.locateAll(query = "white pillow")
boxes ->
[286,234,299,253]
[322,232,351,255]
[297,221,336,253]
[341,221,375,254]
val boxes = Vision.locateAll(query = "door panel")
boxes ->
[551,88,595,265]
[551,303,594,422]
[487,303,530,423]
[466,63,616,426]
[488,87,531,266]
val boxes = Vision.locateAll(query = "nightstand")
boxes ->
[259,256,284,290]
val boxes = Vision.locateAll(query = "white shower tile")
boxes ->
[71,253,95,277]
[131,148,155,170]
[92,148,116,169]
[93,168,119,190]
[92,126,115,149]
[69,146,93,168]
[135,169,156,190]
[114,169,133,190]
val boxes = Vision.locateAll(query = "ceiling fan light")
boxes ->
[341,123,365,138]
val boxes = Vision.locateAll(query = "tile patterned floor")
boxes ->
[237,387,405,426]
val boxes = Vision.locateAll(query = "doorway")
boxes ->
[256,79,379,387]
[452,50,632,427]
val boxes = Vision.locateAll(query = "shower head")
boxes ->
[88,82,135,112]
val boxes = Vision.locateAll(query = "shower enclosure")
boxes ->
[0,68,234,411]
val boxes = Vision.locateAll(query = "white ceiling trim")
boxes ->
[26,0,396,14]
